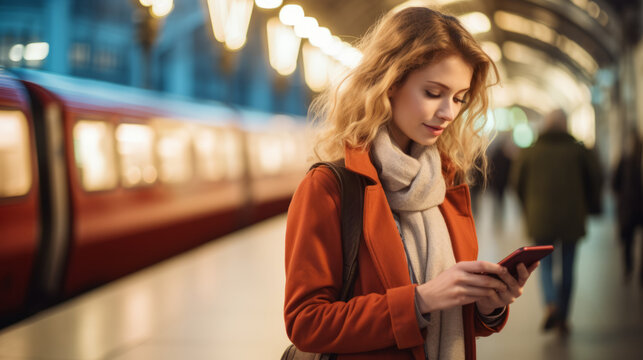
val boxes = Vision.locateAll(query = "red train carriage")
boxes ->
[19,71,254,298]
[0,70,40,322]
[0,69,308,322]
[241,110,310,223]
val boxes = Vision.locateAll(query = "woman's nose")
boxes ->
[436,99,456,122]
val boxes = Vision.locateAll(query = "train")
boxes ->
[0,68,309,327]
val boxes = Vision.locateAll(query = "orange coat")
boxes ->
[284,146,507,359]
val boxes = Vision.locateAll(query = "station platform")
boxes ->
[0,193,641,360]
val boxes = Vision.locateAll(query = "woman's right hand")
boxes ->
[415,261,508,314]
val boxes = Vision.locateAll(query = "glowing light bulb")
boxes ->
[255,0,282,9]
[279,4,304,26]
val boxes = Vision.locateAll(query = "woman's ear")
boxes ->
[387,85,397,99]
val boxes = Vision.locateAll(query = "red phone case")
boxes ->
[497,245,554,277]
[483,245,554,280]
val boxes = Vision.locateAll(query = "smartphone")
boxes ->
[491,245,554,279]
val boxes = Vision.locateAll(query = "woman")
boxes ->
[284,7,538,360]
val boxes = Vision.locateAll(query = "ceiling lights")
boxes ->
[266,2,362,91]
[459,12,491,34]
[266,17,301,75]
[206,0,254,51]
[254,0,282,10]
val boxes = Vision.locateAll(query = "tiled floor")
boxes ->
[0,193,641,359]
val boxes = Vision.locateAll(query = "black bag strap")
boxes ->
[309,160,366,301]
[281,161,367,360]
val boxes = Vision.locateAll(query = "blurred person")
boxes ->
[611,131,643,285]
[511,109,602,335]
[468,154,485,216]
[487,133,515,223]
[284,7,540,359]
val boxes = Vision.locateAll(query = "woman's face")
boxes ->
[388,54,473,152]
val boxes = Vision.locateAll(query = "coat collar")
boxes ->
[344,145,379,184]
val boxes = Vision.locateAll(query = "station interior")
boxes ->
[0,0,642,359]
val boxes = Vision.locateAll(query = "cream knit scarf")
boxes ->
[371,127,464,360]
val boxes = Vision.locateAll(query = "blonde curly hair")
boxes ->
[310,6,498,185]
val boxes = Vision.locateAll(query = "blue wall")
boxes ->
[0,0,311,116]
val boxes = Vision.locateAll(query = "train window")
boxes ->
[246,133,262,178]
[221,129,244,180]
[193,127,226,182]
[156,125,193,184]
[281,135,298,171]
[0,110,32,197]
[256,133,284,176]
[73,120,118,191]
[116,123,157,187]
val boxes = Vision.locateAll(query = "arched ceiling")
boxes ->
[298,0,622,72]
[294,0,629,117]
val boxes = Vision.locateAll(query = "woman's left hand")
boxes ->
[475,261,539,316]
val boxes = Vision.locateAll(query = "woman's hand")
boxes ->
[415,261,510,314]
[475,261,539,315]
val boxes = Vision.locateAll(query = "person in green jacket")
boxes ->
[511,108,602,335]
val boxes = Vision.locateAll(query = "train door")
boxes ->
[0,71,40,325]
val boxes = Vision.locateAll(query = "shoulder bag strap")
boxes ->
[309,160,366,301]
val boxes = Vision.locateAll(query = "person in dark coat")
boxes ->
[611,131,643,285]
[488,133,515,223]
[511,109,602,335]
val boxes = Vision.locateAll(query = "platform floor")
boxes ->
[0,193,641,359]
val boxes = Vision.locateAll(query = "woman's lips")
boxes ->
[423,124,444,135]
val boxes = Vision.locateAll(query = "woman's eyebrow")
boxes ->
[425,80,469,93]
